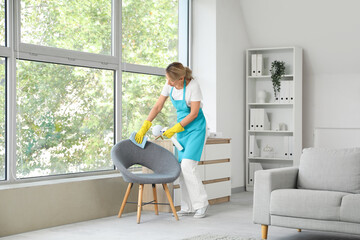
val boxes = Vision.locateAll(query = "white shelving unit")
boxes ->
[245,47,302,191]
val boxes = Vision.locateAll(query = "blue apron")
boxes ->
[170,80,206,162]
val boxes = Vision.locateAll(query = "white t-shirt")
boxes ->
[161,79,203,108]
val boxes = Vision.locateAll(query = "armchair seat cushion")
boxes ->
[340,194,360,223]
[270,189,349,221]
[124,173,178,184]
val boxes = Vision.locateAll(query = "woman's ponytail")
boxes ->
[166,62,194,81]
[184,67,194,81]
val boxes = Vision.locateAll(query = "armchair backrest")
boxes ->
[111,139,181,183]
[297,147,360,193]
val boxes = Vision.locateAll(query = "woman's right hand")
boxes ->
[135,120,152,144]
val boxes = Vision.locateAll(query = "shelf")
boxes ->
[248,47,295,52]
[249,157,293,163]
[249,157,293,161]
[248,103,293,108]
[248,130,293,135]
[248,75,293,79]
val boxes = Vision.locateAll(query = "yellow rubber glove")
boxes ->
[135,120,152,144]
[163,123,185,139]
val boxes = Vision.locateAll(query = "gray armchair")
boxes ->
[111,139,181,224]
[253,148,360,239]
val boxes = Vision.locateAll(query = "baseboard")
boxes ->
[231,186,245,194]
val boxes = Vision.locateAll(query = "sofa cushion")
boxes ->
[270,189,349,221]
[297,148,360,193]
[340,194,360,223]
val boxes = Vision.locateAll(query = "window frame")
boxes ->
[0,0,190,184]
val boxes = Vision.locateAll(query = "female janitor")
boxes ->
[135,62,209,218]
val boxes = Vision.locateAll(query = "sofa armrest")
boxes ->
[253,167,299,225]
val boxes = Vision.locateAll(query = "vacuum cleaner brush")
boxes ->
[129,131,148,149]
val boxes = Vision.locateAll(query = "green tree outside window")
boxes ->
[21,0,112,55]
[122,72,177,140]
[16,61,114,177]
[0,1,5,46]
[122,0,178,68]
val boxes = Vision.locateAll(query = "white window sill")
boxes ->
[0,171,122,190]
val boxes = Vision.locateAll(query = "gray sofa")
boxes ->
[253,147,360,239]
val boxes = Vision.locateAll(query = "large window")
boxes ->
[16,61,114,178]
[21,0,112,55]
[0,0,188,182]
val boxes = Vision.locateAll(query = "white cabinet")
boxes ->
[246,47,302,191]
[173,138,232,209]
[143,138,231,212]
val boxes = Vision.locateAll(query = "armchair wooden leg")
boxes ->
[261,225,268,240]
[297,229,302,232]
[118,183,133,218]
[162,183,179,221]
[152,184,159,215]
[137,184,144,224]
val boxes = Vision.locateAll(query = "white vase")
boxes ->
[274,90,280,103]
[257,90,267,103]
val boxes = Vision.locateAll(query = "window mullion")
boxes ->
[0,46,11,57]
[7,53,17,183]
[12,0,20,52]
[121,63,165,76]
[18,43,119,69]
[6,0,16,182]
[16,49,119,71]
[179,0,190,66]
[114,0,122,143]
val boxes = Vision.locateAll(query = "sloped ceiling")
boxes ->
[239,0,360,75]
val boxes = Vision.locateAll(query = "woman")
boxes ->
[135,62,209,218]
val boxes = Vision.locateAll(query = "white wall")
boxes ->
[216,1,250,190]
[0,176,137,237]
[239,0,360,147]
[192,0,250,190]
[192,0,360,190]
[192,0,217,131]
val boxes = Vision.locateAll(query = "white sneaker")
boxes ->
[193,205,209,218]
[174,210,194,217]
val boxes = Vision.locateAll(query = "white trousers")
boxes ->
[179,158,209,211]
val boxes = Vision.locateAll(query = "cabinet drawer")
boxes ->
[198,164,205,180]
[205,143,231,160]
[174,188,181,206]
[200,149,205,161]
[174,180,231,206]
[173,164,205,185]
[205,180,231,200]
[204,162,231,180]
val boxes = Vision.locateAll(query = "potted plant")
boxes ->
[270,60,286,100]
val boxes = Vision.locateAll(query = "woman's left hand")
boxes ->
[163,123,185,138]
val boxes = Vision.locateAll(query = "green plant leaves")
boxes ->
[270,60,286,97]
